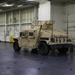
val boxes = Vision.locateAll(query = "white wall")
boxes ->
[51,4,65,31]
[51,4,75,42]
[63,4,75,42]
[38,1,51,21]
[38,2,65,31]
[0,6,38,42]
[0,26,5,41]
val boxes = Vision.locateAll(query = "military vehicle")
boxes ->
[13,21,74,55]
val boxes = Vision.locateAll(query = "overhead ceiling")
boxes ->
[0,0,75,12]
[49,0,75,4]
[0,0,38,12]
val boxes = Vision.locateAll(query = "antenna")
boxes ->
[66,4,69,38]
[66,13,69,38]
[51,2,54,38]
[66,0,73,38]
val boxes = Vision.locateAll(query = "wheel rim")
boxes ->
[38,42,49,55]
[14,42,18,50]
[39,45,46,54]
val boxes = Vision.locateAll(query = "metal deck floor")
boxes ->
[0,42,75,75]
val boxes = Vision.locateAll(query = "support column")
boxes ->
[5,12,7,42]
[19,10,21,33]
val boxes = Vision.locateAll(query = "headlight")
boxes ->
[63,38,65,42]
[51,38,55,42]
[56,38,58,42]
[67,38,71,42]
[59,38,61,42]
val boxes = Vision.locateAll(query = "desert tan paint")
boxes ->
[18,20,72,49]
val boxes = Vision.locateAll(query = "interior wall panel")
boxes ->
[13,10,19,23]
[0,13,5,25]
[0,6,38,42]
[64,4,75,42]
[0,26,5,41]
[51,4,64,31]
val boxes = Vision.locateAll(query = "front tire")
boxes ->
[13,41,21,51]
[58,48,68,54]
[38,42,49,55]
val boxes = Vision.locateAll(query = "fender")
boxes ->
[14,38,18,42]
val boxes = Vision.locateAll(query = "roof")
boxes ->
[0,0,38,13]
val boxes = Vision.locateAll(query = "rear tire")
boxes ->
[58,48,68,54]
[13,41,21,51]
[38,42,49,55]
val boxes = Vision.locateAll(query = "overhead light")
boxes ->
[17,5,23,7]
[27,0,46,3]
[27,0,40,2]
[1,4,14,7]
[27,0,36,1]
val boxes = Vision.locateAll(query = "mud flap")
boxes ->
[50,45,55,55]
[70,47,74,53]
[50,44,74,54]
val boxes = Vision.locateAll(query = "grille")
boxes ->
[55,37,67,43]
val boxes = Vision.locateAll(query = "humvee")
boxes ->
[13,21,74,55]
